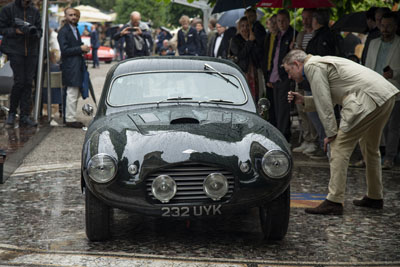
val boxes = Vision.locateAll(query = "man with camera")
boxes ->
[57,7,90,128]
[0,0,42,127]
[113,11,152,58]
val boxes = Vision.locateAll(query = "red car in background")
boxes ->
[81,36,115,64]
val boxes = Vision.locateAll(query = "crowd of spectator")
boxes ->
[0,3,399,168]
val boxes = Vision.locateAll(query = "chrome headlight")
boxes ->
[261,150,290,178]
[203,173,228,201]
[87,153,118,183]
[152,175,177,203]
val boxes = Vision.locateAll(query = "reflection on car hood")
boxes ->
[85,106,290,158]
[130,108,235,136]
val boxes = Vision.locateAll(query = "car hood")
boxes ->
[84,107,290,177]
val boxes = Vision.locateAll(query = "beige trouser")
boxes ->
[65,86,80,123]
[327,97,395,204]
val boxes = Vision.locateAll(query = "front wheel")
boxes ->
[259,186,290,240]
[85,188,111,241]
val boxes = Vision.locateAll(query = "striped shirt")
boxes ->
[302,32,313,50]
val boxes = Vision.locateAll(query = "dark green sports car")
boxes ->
[81,56,292,241]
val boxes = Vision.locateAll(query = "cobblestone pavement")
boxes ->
[0,165,399,266]
[1,62,400,267]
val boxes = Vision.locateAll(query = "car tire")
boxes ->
[85,187,111,241]
[105,60,112,64]
[259,186,290,240]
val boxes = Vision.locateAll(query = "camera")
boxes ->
[14,18,38,36]
[128,27,138,32]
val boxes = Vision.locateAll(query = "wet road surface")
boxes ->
[0,163,399,266]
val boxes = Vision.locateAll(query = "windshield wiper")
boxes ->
[204,64,239,88]
[198,99,234,105]
[156,97,193,107]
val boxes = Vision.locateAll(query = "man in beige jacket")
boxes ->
[284,49,398,215]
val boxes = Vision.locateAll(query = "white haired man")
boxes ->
[113,11,153,58]
[284,49,398,215]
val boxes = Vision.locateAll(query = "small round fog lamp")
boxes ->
[151,175,177,203]
[240,162,250,173]
[203,173,228,201]
[128,164,138,175]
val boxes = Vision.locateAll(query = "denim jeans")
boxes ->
[304,90,326,149]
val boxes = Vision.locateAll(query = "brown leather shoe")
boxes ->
[382,160,394,170]
[65,121,85,128]
[353,196,383,209]
[305,199,343,215]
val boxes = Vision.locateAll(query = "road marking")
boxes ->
[12,162,81,176]
[290,193,325,208]
[0,245,399,267]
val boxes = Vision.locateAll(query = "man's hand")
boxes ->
[288,91,304,104]
[120,27,131,36]
[323,135,336,153]
[81,44,90,53]
[133,27,142,35]
[16,28,24,35]
[383,68,393,79]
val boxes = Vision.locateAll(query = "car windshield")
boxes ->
[108,71,247,106]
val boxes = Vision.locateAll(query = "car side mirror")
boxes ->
[82,103,94,117]
[257,98,270,114]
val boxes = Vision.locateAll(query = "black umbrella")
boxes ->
[88,79,97,107]
[212,0,260,14]
[331,12,368,34]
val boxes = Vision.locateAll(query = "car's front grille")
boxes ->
[146,162,235,204]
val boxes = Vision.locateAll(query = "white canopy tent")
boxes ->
[56,5,115,23]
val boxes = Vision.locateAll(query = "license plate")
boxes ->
[161,205,222,217]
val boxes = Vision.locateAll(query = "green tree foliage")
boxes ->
[80,0,116,11]
[205,0,398,11]
[166,3,203,28]
[247,0,397,31]
[113,0,168,28]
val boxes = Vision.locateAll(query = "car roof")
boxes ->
[111,56,246,78]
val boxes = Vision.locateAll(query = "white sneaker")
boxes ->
[303,143,317,154]
[293,142,309,153]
